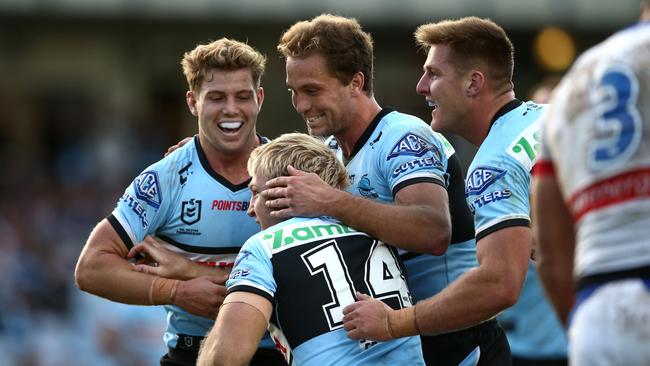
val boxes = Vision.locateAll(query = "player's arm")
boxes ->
[75,219,226,318]
[532,173,575,326]
[74,219,178,304]
[197,291,272,366]
[344,226,531,339]
[263,166,450,255]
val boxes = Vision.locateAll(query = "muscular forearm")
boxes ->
[76,249,177,305]
[327,190,449,255]
[75,221,177,305]
[412,266,516,336]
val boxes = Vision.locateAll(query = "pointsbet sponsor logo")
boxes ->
[211,200,249,211]
[262,222,358,250]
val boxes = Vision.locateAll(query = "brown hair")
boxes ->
[278,14,375,95]
[181,37,266,92]
[415,17,514,93]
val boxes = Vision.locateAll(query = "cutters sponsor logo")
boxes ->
[262,222,356,251]
[468,189,512,214]
[230,268,251,279]
[392,156,443,177]
[387,133,434,161]
[466,167,506,196]
[119,193,149,228]
[178,162,193,185]
[133,171,162,208]
[357,174,378,199]
[181,199,202,225]
[211,200,249,211]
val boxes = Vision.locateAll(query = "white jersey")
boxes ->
[536,22,650,281]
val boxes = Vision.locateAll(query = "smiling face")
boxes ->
[285,54,356,138]
[187,68,263,156]
[415,44,471,135]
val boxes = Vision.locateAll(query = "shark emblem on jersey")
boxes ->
[134,171,162,208]
[181,199,202,225]
[465,166,506,196]
[357,174,378,198]
[387,133,434,161]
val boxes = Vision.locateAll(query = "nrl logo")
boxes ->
[387,133,434,160]
[181,199,202,225]
[134,171,162,208]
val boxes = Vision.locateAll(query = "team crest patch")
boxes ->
[357,174,378,199]
[387,133,434,161]
[134,171,162,208]
[181,199,202,225]
[465,166,506,196]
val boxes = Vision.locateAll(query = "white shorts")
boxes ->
[570,278,650,366]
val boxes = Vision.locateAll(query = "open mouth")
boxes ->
[305,114,325,125]
[427,99,438,112]
[218,121,243,133]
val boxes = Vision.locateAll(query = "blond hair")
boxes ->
[248,133,349,190]
[181,38,266,92]
[277,14,375,95]
[415,17,514,94]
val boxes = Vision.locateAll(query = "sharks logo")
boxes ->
[387,133,434,161]
[465,166,506,196]
[181,198,202,225]
[357,174,378,199]
[134,171,162,208]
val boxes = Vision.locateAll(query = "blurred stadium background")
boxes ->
[0,1,642,365]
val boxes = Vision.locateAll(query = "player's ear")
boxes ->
[466,70,485,97]
[256,87,264,111]
[349,72,365,96]
[187,90,198,116]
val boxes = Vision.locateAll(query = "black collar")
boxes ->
[488,99,523,133]
[194,135,265,192]
[345,107,393,161]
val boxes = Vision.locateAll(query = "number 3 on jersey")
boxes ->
[301,240,412,330]
[589,64,642,171]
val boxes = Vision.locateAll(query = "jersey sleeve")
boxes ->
[226,237,275,303]
[468,156,532,241]
[380,119,450,196]
[108,159,177,248]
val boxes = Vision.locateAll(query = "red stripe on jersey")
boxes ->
[568,167,650,222]
[532,160,555,176]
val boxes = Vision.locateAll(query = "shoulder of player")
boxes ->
[379,110,446,147]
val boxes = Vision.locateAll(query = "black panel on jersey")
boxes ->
[157,234,241,255]
[475,218,529,242]
[446,153,476,244]
[194,135,252,192]
[271,234,406,349]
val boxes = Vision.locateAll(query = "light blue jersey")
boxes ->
[228,216,425,366]
[465,100,567,359]
[326,108,478,303]
[109,135,275,350]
